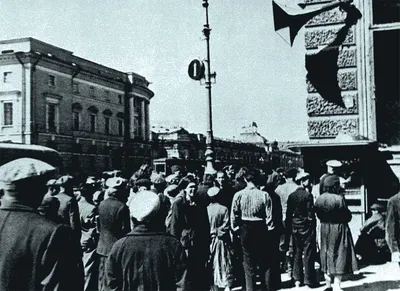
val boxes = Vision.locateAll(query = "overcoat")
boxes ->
[315,192,358,275]
[105,225,187,291]
[0,200,83,290]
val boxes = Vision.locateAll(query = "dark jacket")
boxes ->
[105,225,187,291]
[0,200,83,290]
[286,187,316,233]
[386,193,400,253]
[53,191,81,240]
[97,196,131,256]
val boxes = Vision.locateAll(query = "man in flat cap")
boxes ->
[0,158,84,290]
[97,177,131,291]
[285,171,318,288]
[105,190,187,291]
[53,175,81,241]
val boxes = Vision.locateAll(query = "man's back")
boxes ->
[276,181,299,221]
[106,227,186,291]
[286,188,315,231]
[97,197,130,256]
[0,203,80,290]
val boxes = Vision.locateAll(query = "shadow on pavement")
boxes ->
[343,271,375,282]
[343,280,400,291]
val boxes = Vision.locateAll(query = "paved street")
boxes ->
[282,262,400,291]
[232,262,400,291]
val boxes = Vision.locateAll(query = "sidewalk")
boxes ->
[282,262,400,291]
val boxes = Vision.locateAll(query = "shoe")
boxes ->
[306,282,321,289]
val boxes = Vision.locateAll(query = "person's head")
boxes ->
[296,171,310,188]
[207,186,220,203]
[235,167,248,183]
[46,179,59,196]
[0,158,56,209]
[151,173,166,194]
[370,203,385,215]
[129,190,162,229]
[286,168,298,182]
[164,184,179,198]
[134,178,152,191]
[326,160,342,174]
[106,177,129,203]
[55,175,74,196]
[177,175,197,198]
[323,175,341,194]
[202,173,215,186]
[243,167,260,185]
[216,171,227,188]
[223,165,236,181]
[38,195,60,220]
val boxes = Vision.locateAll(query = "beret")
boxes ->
[55,175,74,186]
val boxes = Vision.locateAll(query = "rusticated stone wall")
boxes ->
[304,4,360,139]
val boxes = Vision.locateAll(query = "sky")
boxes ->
[0,0,309,141]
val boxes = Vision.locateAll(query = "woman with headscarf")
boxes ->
[314,175,357,291]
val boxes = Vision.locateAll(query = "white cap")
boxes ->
[326,160,342,168]
[207,186,220,197]
[129,190,161,223]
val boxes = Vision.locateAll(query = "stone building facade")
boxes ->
[297,0,400,239]
[0,37,154,176]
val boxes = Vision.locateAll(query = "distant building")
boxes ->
[0,37,154,176]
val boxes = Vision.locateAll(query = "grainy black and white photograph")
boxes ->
[0,0,399,290]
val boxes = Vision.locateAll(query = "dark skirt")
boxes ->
[320,222,358,275]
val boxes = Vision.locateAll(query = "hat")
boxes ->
[165,173,179,184]
[129,190,161,223]
[86,176,97,185]
[326,160,342,168]
[164,184,179,197]
[370,203,384,212]
[207,186,220,197]
[151,173,166,185]
[0,158,56,184]
[55,175,74,186]
[106,177,127,189]
[46,178,57,186]
[296,171,310,182]
[170,165,181,174]
[323,175,340,188]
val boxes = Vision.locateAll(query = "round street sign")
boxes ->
[188,59,205,81]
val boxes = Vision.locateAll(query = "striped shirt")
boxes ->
[230,184,273,232]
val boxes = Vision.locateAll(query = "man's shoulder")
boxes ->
[388,193,400,206]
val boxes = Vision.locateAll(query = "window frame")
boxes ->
[89,113,97,133]
[46,101,59,133]
[104,116,110,135]
[48,75,56,87]
[72,110,80,131]
[3,71,12,83]
[2,101,13,126]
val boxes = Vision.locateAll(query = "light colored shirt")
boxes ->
[275,180,299,221]
[230,185,272,232]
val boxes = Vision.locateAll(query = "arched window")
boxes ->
[72,103,82,131]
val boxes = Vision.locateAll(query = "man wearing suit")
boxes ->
[97,177,131,291]
[386,188,400,265]
[0,158,83,290]
[54,175,82,241]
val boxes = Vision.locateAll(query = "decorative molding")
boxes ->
[307,93,358,116]
[308,118,359,138]
[305,27,355,49]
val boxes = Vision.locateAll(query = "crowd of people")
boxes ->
[0,157,396,291]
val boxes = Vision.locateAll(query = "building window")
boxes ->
[72,82,79,94]
[3,102,12,126]
[90,114,97,133]
[3,72,12,83]
[105,90,110,101]
[48,75,56,87]
[72,110,80,131]
[104,116,110,134]
[47,103,58,132]
[118,94,123,104]
[118,119,123,136]
[89,86,95,97]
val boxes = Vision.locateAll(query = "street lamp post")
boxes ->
[202,0,217,175]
